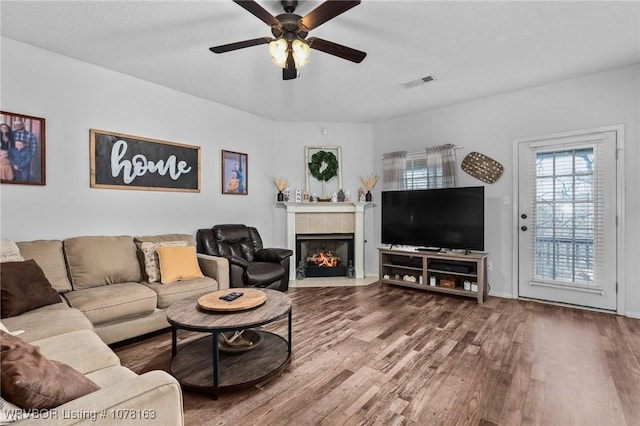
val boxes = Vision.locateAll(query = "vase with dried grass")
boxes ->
[273,177,289,202]
[360,174,378,202]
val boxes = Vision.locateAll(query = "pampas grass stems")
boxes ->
[360,174,378,191]
[273,177,288,191]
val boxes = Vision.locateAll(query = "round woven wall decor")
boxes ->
[461,152,504,184]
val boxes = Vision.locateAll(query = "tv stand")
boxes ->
[378,248,488,304]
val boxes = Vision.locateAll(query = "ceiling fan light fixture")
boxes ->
[211,0,366,80]
[292,39,310,68]
[269,38,288,68]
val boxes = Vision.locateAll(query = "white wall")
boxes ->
[271,121,375,254]
[373,64,640,316]
[0,38,281,243]
[0,38,375,253]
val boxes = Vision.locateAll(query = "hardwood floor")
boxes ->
[112,284,640,426]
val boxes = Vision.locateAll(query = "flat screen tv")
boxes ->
[381,186,485,251]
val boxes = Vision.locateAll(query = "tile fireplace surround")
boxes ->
[279,202,371,281]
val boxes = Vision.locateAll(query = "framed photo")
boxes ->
[90,129,200,192]
[221,150,248,195]
[0,111,46,185]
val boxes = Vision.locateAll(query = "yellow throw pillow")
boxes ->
[156,246,204,284]
[140,241,188,283]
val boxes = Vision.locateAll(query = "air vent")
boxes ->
[400,75,436,89]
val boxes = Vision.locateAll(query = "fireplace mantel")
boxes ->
[278,202,372,280]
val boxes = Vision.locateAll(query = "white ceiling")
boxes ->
[2,1,639,123]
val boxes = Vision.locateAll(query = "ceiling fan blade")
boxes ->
[233,0,280,28]
[299,0,360,31]
[283,50,297,80]
[209,37,273,53]
[307,37,366,63]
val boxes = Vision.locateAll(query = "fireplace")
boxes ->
[296,233,354,277]
[281,202,369,280]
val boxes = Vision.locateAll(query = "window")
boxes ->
[405,153,444,189]
[533,148,596,284]
[387,145,457,190]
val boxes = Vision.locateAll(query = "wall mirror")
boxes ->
[305,146,342,199]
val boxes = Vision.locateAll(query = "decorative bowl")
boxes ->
[217,329,264,354]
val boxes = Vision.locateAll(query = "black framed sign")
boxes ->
[90,129,200,192]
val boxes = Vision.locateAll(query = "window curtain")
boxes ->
[382,151,407,190]
[426,144,458,188]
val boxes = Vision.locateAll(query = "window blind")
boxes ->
[529,141,605,292]
[405,154,429,189]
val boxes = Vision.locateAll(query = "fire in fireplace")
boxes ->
[307,250,340,268]
[296,233,354,277]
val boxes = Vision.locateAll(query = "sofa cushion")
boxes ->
[134,233,197,248]
[63,283,157,326]
[0,303,93,344]
[145,276,218,309]
[0,330,100,410]
[157,246,204,284]
[140,240,188,283]
[85,365,137,388]
[64,236,142,290]
[0,321,23,336]
[17,240,72,292]
[0,239,24,263]
[0,259,63,318]
[33,330,120,375]
[0,396,24,423]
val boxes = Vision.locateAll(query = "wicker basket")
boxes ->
[461,152,504,184]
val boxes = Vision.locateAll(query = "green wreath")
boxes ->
[308,150,338,182]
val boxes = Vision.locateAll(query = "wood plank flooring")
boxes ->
[112,284,640,426]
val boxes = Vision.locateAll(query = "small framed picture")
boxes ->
[1,111,46,185]
[221,150,248,195]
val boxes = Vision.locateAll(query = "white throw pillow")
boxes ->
[0,239,24,263]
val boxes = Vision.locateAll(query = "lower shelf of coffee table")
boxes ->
[170,331,290,393]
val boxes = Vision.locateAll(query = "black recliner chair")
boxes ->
[196,224,293,292]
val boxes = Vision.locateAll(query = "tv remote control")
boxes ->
[219,292,243,302]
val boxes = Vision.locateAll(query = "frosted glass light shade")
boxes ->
[292,39,310,67]
[269,39,288,68]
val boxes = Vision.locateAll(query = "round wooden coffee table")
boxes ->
[166,288,292,399]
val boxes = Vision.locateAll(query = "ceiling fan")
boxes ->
[210,0,367,80]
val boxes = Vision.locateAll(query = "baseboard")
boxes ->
[486,290,513,299]
[624,311,640,319]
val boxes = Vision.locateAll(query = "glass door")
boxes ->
[517,130,618,310]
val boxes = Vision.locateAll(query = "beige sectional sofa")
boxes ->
[13,233,229,344]
[0,233,230,425]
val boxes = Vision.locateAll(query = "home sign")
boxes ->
[90,129,200,192]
